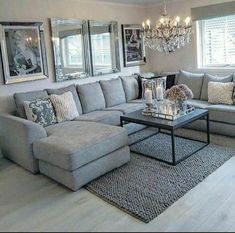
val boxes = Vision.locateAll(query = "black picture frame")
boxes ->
[0,22,48,85]
[122,24,146,67]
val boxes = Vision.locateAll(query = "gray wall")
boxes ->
[0,0,148,114]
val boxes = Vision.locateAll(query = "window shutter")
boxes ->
[199,15,235,67]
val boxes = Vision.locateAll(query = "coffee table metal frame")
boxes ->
[120,109,210,166]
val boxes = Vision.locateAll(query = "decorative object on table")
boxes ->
[142,0,192,53]
[166,84,194,115]
[208,82,235,105]
[0,22,48,84]
[142,79,156,116]
[156,77,167,101]
[154,100,178,120]
[122,24,146,67]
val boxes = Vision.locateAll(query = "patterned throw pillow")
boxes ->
[24,98,57,127]
[208,82,234,105]
[50,91,79,122]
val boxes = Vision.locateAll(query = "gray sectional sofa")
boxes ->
[176,70,235,137]
[0,76,144,191]
[1,71,235,191]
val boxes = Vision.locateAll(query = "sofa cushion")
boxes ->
[128,99,143,104]
[177,70,204,99]
[208,82,234,105]
[201,74,233,101]
[46,85,83,115]
[100,78,126,107]
[104,103,143,114]
[24,98,57,127]
[77,82,106,114]
[75,110,122,126]
[187,99,211,109]
[50,91,79,122]
[208,105,235,125]
[120,76,139,101]
[14,90,49,119]
[33,121,128,171]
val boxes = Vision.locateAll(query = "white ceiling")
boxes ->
[85,0,174,6]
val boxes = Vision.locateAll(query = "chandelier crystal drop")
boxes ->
[142,0,192,54]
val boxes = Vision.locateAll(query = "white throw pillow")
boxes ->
[50,91,79,122]
[208,82,234,105]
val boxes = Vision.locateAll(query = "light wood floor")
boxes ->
[1,130,235,232]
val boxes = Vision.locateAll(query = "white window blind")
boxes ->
[198,15,235,68]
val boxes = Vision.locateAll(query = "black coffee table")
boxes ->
[121,109,210,166]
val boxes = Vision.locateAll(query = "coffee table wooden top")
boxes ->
[121,109,209,130]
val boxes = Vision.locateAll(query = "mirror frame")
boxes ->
[88,20,121,76]
[51,18,121,82]
[50,18,91,82]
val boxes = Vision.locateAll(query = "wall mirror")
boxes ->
[88,20,120,76]
[50,18,90,82]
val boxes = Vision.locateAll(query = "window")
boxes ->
[197,15,235,69]
[61,35,84,68]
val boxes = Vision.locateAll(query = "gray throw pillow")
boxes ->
[100,78,126,107]
[77,82,106,114]
[24,98,57,127]
[177,70,204,99]
[120,76,139,101]
[14,90,49,119]
[46,85,83,115]
[201,74,234,101]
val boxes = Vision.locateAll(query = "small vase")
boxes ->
[177,100,187,116]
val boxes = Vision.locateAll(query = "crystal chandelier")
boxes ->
[142,0,192,54]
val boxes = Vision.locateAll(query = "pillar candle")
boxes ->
[156,86,164,100]
[145,89,153,104]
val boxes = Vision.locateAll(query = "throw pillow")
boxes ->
[50,91,79,122]
[46,85,83,115]
[208,82,234,105]
[201,74,233,101]
[24,98,57,127]
[177,70,204,99]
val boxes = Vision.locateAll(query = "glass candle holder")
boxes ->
[156,77,167,101]
[142,79,156,116]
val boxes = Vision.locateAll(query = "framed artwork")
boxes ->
[122,24,146,67]
[0,22,48,84]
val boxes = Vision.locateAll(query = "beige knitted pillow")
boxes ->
[208,82,234,105]
[50,91,79,122]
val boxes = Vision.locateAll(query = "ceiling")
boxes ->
[86,0,173,6]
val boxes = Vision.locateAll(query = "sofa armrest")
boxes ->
[0,113,47,173]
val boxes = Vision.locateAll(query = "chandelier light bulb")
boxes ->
[160,18,164,24]
[142,22,146,29]
[175,16,180,23]
[185,17,191,26]
[146,19,151,28]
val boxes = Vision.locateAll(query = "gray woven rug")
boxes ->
[86,130,235,223]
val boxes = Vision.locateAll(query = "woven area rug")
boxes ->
[86,129,235,223]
